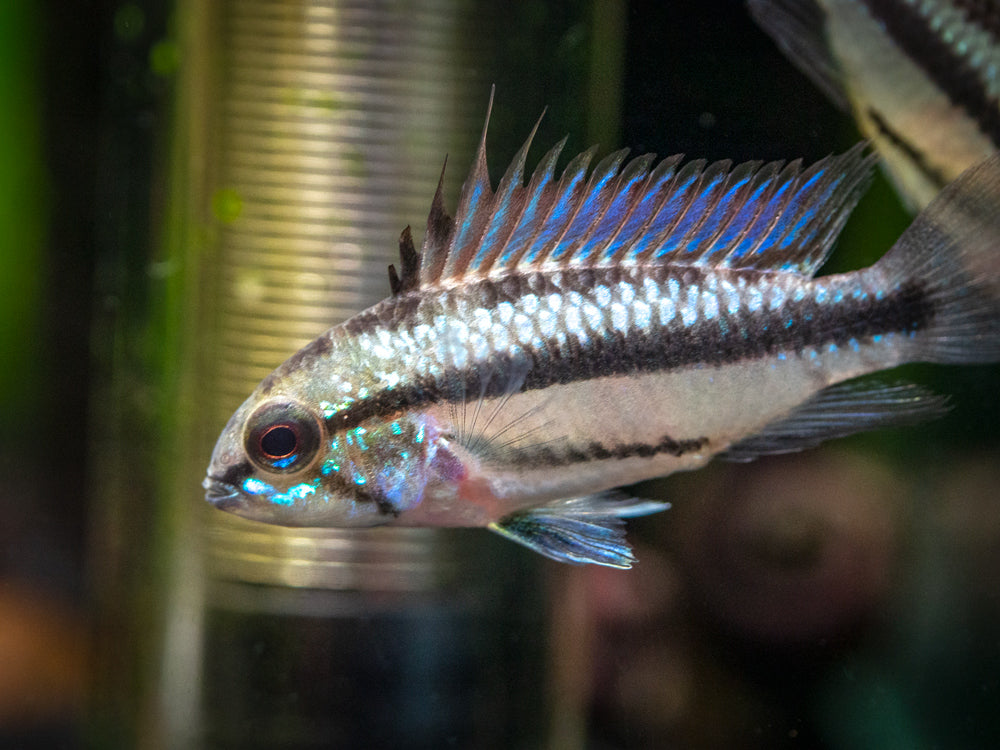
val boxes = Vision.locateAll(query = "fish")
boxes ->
[204,93,1000,568]
[747,0,1000,210]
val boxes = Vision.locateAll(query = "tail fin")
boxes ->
[877,153,1000,364]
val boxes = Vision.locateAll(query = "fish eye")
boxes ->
[244,400,322,473]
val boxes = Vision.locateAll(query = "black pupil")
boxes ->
[260,424,297,458]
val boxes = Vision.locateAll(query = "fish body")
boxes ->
[205,96,1000,567]
[749,0,1000,209]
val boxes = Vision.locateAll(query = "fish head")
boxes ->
[203,340,449,527]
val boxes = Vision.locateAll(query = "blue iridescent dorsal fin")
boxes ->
[715,142,875,275]
[414,93,876,290]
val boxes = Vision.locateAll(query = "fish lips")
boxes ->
[202,475,242,510]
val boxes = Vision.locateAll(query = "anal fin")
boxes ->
[488,492,669,568]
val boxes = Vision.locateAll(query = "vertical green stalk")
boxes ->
[0,2,46,431]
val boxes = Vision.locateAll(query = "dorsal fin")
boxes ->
[387,226,419,296]
[413,94,876,291]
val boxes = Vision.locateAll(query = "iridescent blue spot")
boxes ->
[702,291,719,321]
[682,293,698,327]
[643,276,660,303]
[287,483,316,501]
[594,285,612,307]
[268,482,317,506]
[833,289,844,304]
[873,334,883,343]
[243,478,273,495]
[721,281,739,315]
[768,286,786,311]
[390,421,403,436]
[632,299,651,329]
[350,427,369,451]
[747,285,763,313]
[610,302,628,331]
[272,454,298,469]
[415,423,425,444]
[849,338,860,352]
[564,305,583,335]
[815,286,828,304]
[658,297,676,324]
[583,303,603,330]
[497,301,515,324]
[321,460,339,475]
[353,473,367,486]
[474,307,492,332]
[618,281,635,305]
[538,309,556,338]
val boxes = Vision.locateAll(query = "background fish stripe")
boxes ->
[862,0,1000,146]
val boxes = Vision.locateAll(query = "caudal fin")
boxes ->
[877,153,1000,364]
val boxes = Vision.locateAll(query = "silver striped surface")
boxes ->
[205,0,484,588]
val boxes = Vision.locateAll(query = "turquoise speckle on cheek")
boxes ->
[270,481,319,506]
[241,477,319,506]
[243,477,274,495]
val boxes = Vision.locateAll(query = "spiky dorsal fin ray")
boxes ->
[412,93,876,292]
[388,226,420,296]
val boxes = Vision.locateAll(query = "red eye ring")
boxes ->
[244,400,322,473]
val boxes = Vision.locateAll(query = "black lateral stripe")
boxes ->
[866,107,951,190]
[325,274,934,433]
[503,434,710,469]
[862,0,1000,147]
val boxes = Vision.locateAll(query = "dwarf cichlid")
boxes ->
[204,94,1000,568]
[748,0,1000,210]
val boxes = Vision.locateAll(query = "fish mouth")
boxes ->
[203,475,241,510]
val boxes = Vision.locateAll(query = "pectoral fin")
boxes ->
[488,492,669,568]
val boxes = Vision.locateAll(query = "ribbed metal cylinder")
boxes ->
[202,0,485,592]
[110,1,622,747]
[158,1,558,748]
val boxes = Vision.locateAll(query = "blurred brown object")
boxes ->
[671,449,904,643]
[0,580,88,726]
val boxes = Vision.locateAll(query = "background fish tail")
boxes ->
[877,153,1000,365]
